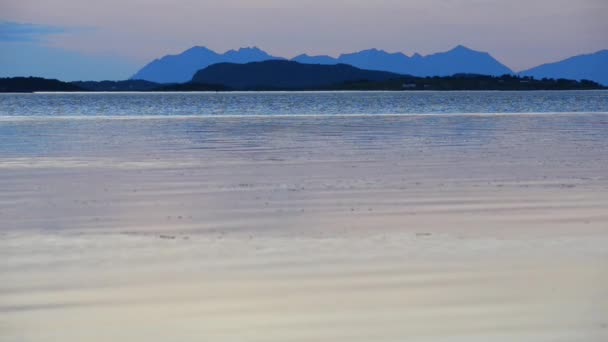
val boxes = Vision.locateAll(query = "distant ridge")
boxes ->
[0,77,83,92]
[132,45,513,83]
[292,54,337,65]
[319,45,513,77]
[521,50,608,86]
[1,74,603,93]
[131,46,283,83]
[72,79,161,91]
[191,60,403,89]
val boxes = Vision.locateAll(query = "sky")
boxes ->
[1,0,607,80]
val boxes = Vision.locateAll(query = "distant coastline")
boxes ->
[1,75,604,94]
[1,60,606,93]
[2,46,606,90]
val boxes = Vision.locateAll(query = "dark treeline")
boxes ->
[1,74,604,93]
[71,80,161,91]
[0,77,83,92]
[324,74,604,91]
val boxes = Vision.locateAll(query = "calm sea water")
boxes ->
[1,90,607,117]
[1,91,608,161]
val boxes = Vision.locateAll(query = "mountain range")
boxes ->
[131,45,608,85]
[132,45,512,83]
[293,45,513,77]
[520,50,608,86]
[132,47,283,83]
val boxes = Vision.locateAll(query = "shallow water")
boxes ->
[1,92,608,234]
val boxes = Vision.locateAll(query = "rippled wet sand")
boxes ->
[1,113,608,341]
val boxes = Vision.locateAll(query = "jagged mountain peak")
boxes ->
[132,44,519,83]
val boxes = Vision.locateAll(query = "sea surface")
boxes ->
[1,90,608,118]
[1,90,607,234]
[1,91,608,160]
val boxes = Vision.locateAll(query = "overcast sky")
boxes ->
[1,0,607,80]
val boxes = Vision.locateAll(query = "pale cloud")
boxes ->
[0,21,69,42]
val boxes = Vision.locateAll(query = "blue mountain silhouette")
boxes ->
[296,46,513,76]
[520,50,608,86]
[291,54,337,65]
[132,45,608,85]
[412,45,512,76]
[337,49,412,74]
[131,46,283,83]
[132,45,513,83]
